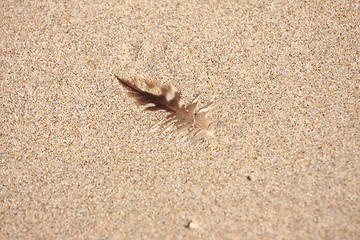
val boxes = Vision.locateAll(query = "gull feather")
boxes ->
[115,75,215,144]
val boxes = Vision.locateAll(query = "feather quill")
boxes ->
[115,75,215,144]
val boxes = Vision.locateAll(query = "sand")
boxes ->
[1,0,359,239]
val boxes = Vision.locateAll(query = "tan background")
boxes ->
[1,0,359,239]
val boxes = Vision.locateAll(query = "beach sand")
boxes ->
[1,0,359,239]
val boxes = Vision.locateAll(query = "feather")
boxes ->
[115,75,215,144]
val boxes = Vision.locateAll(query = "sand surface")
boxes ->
[1,0,359,239]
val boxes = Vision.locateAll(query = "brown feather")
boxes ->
[115,75,215,144]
